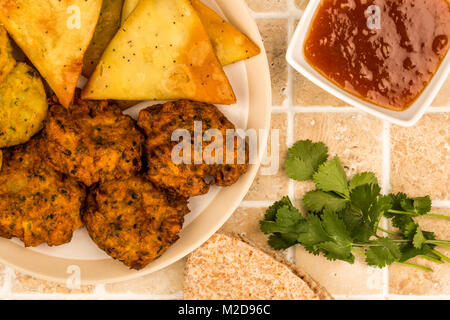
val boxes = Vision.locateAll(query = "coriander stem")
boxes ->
[424,214,450,220]
[388,210,450,221]
[418,255,443,264]
[431,249,450,263]
[396,262,433,272]
[426,240,450,249]
[377,226,402,237]
[351,248,365,256]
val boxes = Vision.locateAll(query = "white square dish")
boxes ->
[286,0,450,127]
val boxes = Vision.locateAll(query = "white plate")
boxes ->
[0,0,271,284]
[287,0,450,127]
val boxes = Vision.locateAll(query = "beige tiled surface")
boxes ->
[293,113,383,201]
[258,19,288,106]
[220,207,272,251]
[0,0,449,300]
[246,0,286,12]
[295,247,384,296]
[433,76,450,106]
[245,113,289,201]
[391,113,449,200]
[11,272,94,295]
[389,208,450,296]
[105,259,186,296]
[294,72,347,107]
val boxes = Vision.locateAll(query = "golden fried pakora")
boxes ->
[84,176,189,269]
[0,137,85,247]
[0,63,48,148]
[137,100,249,198]
[0,26,15,84]
[42,96,144,186]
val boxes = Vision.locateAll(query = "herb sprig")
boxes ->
[260,140,450,271]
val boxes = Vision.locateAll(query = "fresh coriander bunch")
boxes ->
[260,140,450,272]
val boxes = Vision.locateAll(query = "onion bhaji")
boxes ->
[42,96,144,186]
[137,100,249,198]
[84,176,189,269]
[0,138,85,247]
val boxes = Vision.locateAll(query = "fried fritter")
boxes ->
[0,62,48,148]
[0,138,85,247]
[0,26,15,83]
[137,100,249,198]
[84,176,189,270]
[42,96,144,186]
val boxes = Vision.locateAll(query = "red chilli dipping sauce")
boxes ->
[304,0,450,111]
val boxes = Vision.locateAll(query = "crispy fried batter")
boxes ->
[84,176,189,269]
[0,63,48,148]
[42,95,144,186]
[137,100,248,198]
[0,137,85,247]
[0,26,15,84]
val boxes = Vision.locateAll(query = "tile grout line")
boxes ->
[433,200,450,207]
[285,7,297,264]
[381,120,391,299]
[3,291,183,300]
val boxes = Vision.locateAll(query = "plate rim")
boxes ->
[0,0,272,285]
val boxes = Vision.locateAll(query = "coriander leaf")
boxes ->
[350,183,381,215]
[412,196,432,215]
[285,157,315,181]
[422,230,436,241]
[268,234,297,250]
[313,156,349,198]
[400,196,432,215]
[285,140,328,181]
[260,221,297,234]
[403,223,432,249]
[352,223,374,243]
[367,195,392,233]
[303,190,348,213]
[297,214,331,247]
[399,244,434,262]
[366,238,401,268]
[264,196,294,221]
[349,172,379,191]
[392,215,414,232]
[319,241,354,263]
[386,192,408,218]
[260,206,305,235]
[389,192,408,210]
[276,206,303,227]
[338,211,373,243]
[322,209,352,244]
[404,222,419,239]
[413,227,426,249]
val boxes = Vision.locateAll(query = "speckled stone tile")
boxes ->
[391,113,449,200]
[295,246,384,296]
[432,76,450,106]
[257,19,288,106]
[220,207,273,252]
[245,113,289,201]
[293,112,384,201]
[294,0,309,10]
[11,272,94,295]
[245,0,286,12]
[389,208,450,296]
[105,258,185,295]
[0,263,5,289]
[293,72,347,107]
